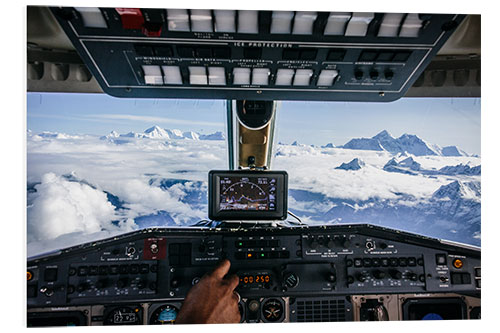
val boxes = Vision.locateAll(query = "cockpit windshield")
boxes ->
[27,93,480,256]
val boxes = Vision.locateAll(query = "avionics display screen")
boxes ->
[209,170,288,220]
[219,176,277,211]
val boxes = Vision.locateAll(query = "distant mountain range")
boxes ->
[100,125,225,141]
[340,130,469,157]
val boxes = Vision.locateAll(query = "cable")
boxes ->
[287,210,304,225]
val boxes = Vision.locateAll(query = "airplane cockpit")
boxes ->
[26,2,481,326]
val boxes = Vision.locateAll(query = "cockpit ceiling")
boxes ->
[27,7,480,99]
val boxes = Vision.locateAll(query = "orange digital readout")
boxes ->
[241,274,271,284]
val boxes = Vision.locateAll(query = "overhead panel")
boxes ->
[50,7,465,102]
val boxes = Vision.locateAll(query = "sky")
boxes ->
[27,93,481,155]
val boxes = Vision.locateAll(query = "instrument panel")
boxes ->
[27,224,480,325]
[48,7,466,101]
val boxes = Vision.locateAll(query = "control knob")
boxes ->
[116,278,128,289]
[96,279,108,289]
[373,270,386,279]
[389,270,402,280]
[309,239,319,250]
[357,272,369,282]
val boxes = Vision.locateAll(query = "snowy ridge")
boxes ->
[99,126,225,141]
[335,158,365,171]
[341,130,469,157]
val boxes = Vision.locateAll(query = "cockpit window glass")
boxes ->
[27,94,480,256]
[27,93,228,256]
[274,98,480,247]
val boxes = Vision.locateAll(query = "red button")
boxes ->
[115,8,144,30]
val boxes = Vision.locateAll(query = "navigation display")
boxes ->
[219,176,277,211]
[209,170,288,220]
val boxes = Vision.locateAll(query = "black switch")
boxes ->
[140,264,150,274]
[155,45,173,57]
[109,265,119,275]
[362,258,372,267]
[89,266,98,276]
[354,258,363,267]
[169,243,180,255]
[27,285,38,298]
[279,250,290,258]
[327,49,345,61]
[451,273,462,284]
[177,46,196,58]
[381,258,389,267]
[235,252,245,260]
[119,265,129,274]
[169,255,180,265]
[475,268,481,277]
[359,51,378,62]
[77,266,88,276]
[44,268,58,282]
[376,51,395,62]
[393,51,411,62]
[134,44,155,57]
[244,47,262,59]
[408,257,417,266]
[213,47,231,59]
[389,258,399,267]
[461,273,471,284]
[371,258,380,267]
[398,257,408,267]
[283,49,300,60]
[196,47,212,58]
[180,243,191,255]
[99,266,109,275]
[436,254,447,266]
[299,49,317,60]
[129,264,140,274]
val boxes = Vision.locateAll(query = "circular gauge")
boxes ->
[261,298,284,322]
[104,306,141,325]
[150,305,179,324]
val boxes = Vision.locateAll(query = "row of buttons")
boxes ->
[451,272,472,285]
[235,250,290,260]
[70,264,156,276]
[235,240,280,248]
[347,257,423,268]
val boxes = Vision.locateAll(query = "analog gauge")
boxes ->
[150,305,179,324]
[261,298,284,322]
[104,306,141,325]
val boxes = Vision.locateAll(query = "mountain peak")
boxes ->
[373,130,392,139]
[335,158,365,171]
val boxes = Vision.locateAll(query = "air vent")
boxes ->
[294,298,348,322]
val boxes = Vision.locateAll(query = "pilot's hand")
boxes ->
[175,259,241,324]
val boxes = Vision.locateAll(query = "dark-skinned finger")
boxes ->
[224,273,240,290]
[210,259,231,280]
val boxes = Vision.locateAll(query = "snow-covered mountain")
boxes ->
[144,125,171,139]
[438,163,481,176]
[341,130,467,157]
[383,156,421,175]
[441,146,468,157]
[199,131,225,140]
[322,143,335,148]
[183,131,200,140]
[335,158,365,171]
[100,126,225,141]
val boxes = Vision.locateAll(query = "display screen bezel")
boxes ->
[208,170,288,220]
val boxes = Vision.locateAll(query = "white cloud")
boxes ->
[27,173,121,243]
[27,135,481,256]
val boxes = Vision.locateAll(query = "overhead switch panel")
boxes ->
[75,7,107,28]
[344,12,375,36]
[324,12,351,35]
[52,7,465,102]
